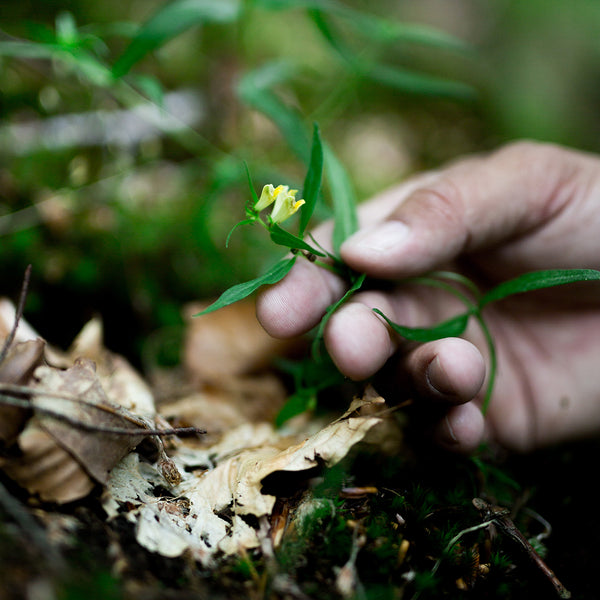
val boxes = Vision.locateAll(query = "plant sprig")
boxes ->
[196,124,600,424]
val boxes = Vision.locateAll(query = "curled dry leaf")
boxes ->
[159,373,287,443]
[0,421,95,503]
[67,317,155,416]
[31,358,151,485]
[0,298,40,344]
[0,310,172,504]
[0,339,45,446]
[103,392,385,564]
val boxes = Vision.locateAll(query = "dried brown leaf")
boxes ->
[183,299,291,383]
[103,392,385,562]
[0,422,95,503]
[0,339,45,445]
[31,359,150,485]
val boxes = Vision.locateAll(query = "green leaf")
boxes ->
[479,269,600,307]
[367,63,476,101]
[257,0,471,53]
[275,391,316,428]
[237,61,309,161]
[112,0,240,78]
[324,144,358,252]
[0,41,112,86]
[373,309,470,342]
[55,12,79,47]
[194,256,296,316]
[269,224,325,255]
[128,73,165,106]
[244,161,260,207]
[0,41,58,60]
[312,273,366,358]
[299,124,324,236]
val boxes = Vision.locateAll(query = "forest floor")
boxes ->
[0,298,598,600]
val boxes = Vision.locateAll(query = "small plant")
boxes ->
[196,124,600,421]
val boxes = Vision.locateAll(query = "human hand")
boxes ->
[257,141,600,453]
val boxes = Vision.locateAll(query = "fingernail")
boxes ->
[438,415,459,446]
[426,356,454,396]
[344,221,410,254]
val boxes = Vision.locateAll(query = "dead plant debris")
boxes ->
[0,296,585,599]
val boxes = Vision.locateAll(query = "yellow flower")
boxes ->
[269,186,305,224]
[254,184,284,212]
[254,183,305,224]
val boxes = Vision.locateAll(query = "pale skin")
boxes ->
[256,141,600,453]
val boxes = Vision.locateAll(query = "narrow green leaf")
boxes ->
[324,144,358,252]
[257,0,471,53]
[299,124,324,236]
[244,161,260,207]
[0,41,58,60]
[479,269,600,308]
[225,218,255,247]
[237,61,309,161]
[194,256,296,316]
[312,273,366,358]
[269,224,325,255]
[373,309,470,342]
[128,73,165,106]
[112,0,240,78]
[368,63,476,101]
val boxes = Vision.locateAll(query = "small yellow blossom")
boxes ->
[255,183,305,224]
[270,187,305,224]
[254,184,284,212]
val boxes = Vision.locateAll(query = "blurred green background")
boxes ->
[2,0,600,369]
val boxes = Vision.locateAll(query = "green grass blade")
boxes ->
[112,0,240,78]
[237,61,309,161]
[0,41,57,59]
[299,124,324,236]
[324,144,359,252]
[367,63,477,101]
[373,309,471,342]
[194,256,296,316]
[479,269,600,308]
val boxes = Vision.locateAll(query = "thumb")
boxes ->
[340,141,584,279]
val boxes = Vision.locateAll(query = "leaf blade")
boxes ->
[194,256,296,316]
[479,269,600,307]
[324,144,359,252]
[112,0,240,78]
[269,224,325,255]
[373,309,470,342]
[299,124,324,236]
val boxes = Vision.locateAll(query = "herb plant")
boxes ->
[196,124,600,421]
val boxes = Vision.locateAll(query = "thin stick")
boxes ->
[0,394,205,437]
[0,264,32,366]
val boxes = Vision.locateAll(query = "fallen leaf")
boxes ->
[0,339,45,445]
[183,299,291,383]
[103,391,385,563]
[67,317,156,416]
[31,358,150,485]
[0,422,95,503]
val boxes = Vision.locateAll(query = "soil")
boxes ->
[1,431,598,600]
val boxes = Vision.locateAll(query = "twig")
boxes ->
[473,498,571,599]
[0,264,32,366]
[0,392,205,437]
